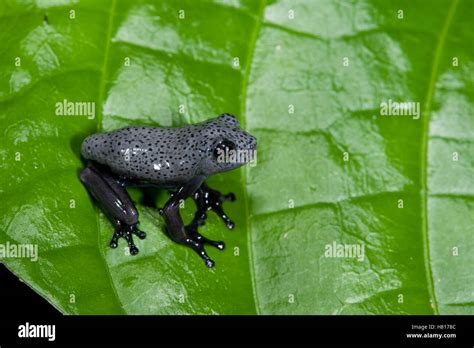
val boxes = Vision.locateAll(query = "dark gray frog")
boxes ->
[80,113,257,267]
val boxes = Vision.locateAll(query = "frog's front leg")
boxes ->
[190,183,236,230]
[80,163,146,255]
[160,176,224,268]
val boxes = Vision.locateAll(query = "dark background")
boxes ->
[0,263,58,317]
[1,263,472,346]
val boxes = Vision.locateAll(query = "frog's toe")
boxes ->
[129,245,139,255]
[109,223,144,255]
[134,229,146,240]
[109,238,119,249]
[204,238,225,251]
[223,193,236,202]
[196,236,225,250]
[214,209,235,230]
[205,258,215,268]
[193,184,237,230]
[212,206,235,230]
[109,229,119,248]
[186,226,225,251]
[185,238,216,268]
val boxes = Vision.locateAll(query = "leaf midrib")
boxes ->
[240,0,266,315]
[94,0,125,314]
[420,0,459,315]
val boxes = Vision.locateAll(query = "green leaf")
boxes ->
[0,0,473,315]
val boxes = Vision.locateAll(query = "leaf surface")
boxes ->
[0,0,472,314]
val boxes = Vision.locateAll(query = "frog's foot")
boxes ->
[160,176,227,268]
[192,183,236,230]
[184,234,225,268]
[180,224,224,268]
[186,223,225,250]
[109,222,146,255]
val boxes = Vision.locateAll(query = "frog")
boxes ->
[79,113,257,268]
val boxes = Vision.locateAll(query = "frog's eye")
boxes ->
[213,140,236,160]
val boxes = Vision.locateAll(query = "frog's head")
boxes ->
[199,113,257,176]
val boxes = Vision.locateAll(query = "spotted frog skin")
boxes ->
[80,114,257,267]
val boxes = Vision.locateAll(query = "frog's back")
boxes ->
[81,125,202,185]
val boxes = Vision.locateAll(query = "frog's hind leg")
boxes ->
[80,163,146,255]
[190,183,236,230]
[160,176,225,268]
